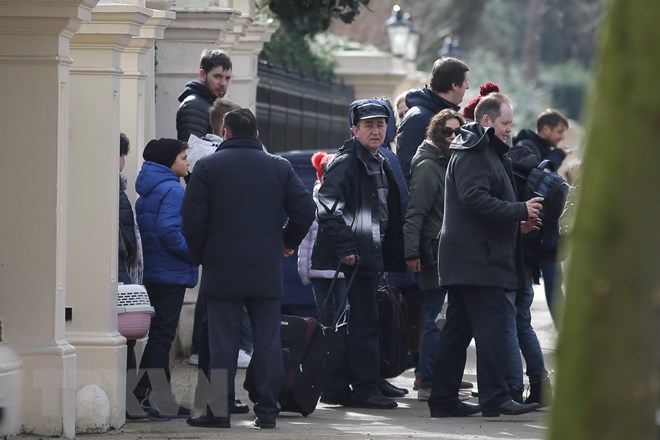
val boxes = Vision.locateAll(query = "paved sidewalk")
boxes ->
[11,286,558,440]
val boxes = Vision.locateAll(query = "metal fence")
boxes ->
[256,62,355,153]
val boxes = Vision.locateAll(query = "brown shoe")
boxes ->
[413,376,422,391]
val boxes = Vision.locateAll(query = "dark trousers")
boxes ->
[193,296,253,356]
[428,285,518,410]
[135,284,186,401]
[205,297,282,423]
[193,297,254,407]
[325,273,380,399]
[191,295,204,354]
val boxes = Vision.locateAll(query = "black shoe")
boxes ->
[378,379,408,397]
[143,396,192,419]
[525,377,552,407]
[482,399,540,417]
[230,399,250,414]
[144,407,171,421]
[125,410,148,422]
[510,387,523,403]
[254,417,276,429]
[350,393,397,409]
[320,392,351,406]
[186,415,230,428]
[430,401,482,418]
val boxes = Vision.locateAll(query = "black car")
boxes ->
[278,150,328,317]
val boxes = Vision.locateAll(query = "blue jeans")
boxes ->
[540,262,563,328]
[417,288,446,389]
[507,264,547,390]
[310,277,347,327]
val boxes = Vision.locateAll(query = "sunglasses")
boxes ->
[440,126,462,137]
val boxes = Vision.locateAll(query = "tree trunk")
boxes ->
[521,0,544,83]
[548,1,660,439]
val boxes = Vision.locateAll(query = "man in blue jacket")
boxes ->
[182,108,315,429]
[396,57,470,183]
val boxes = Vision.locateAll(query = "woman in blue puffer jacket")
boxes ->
[132,138,198,420]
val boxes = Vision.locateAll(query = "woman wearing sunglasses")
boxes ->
[404,108,472,400]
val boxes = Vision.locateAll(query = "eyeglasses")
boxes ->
[440,126,462,137]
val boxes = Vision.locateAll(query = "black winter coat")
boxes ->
[438,123,527,291]
[119,175,137,284]
[176,81,216,141]
[396,86,459,182]
[511,128,566,171]
[312,138,406,274]
[181,136,316,299]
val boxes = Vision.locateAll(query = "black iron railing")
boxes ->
[256,62,354,153]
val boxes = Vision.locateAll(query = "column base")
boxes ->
[14,341,76,439]
[67,332,127,431]
[0,344,22,437]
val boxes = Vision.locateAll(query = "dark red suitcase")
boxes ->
[244,264,357,416]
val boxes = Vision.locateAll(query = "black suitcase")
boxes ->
[244,264,358,416]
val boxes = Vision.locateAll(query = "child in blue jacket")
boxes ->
[132,138,199,420]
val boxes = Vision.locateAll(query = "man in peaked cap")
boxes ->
[311,102,406,410]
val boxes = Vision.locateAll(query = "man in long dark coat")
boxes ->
[428,93,542,418]
[181,108,315,429]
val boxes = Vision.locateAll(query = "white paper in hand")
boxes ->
[187,133,222,172]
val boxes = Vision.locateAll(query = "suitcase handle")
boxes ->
[317,259,360,329]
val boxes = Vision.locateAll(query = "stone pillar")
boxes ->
[229,19,278,111]
[333,49,424,101]
[216,2,250,105]
[154,0,240,140]
[0,1,99,437]
[67,1,151,431]
[120,3,175,202]
[0,344,22,437]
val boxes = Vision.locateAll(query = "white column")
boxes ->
[333,49,421,101]
[0,1,99,437]
[154,0,239,139]
[229,19,278,111]
[67,1,151,431]
[120,4,175,203]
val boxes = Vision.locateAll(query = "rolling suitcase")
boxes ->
[244,263,358,416]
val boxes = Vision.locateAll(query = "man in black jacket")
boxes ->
[429,93,542,418]
[182,108,315,429]
[510,109,570,330]
[176,49,232,142]
[312,102,406,410]
[396,57,469,183]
